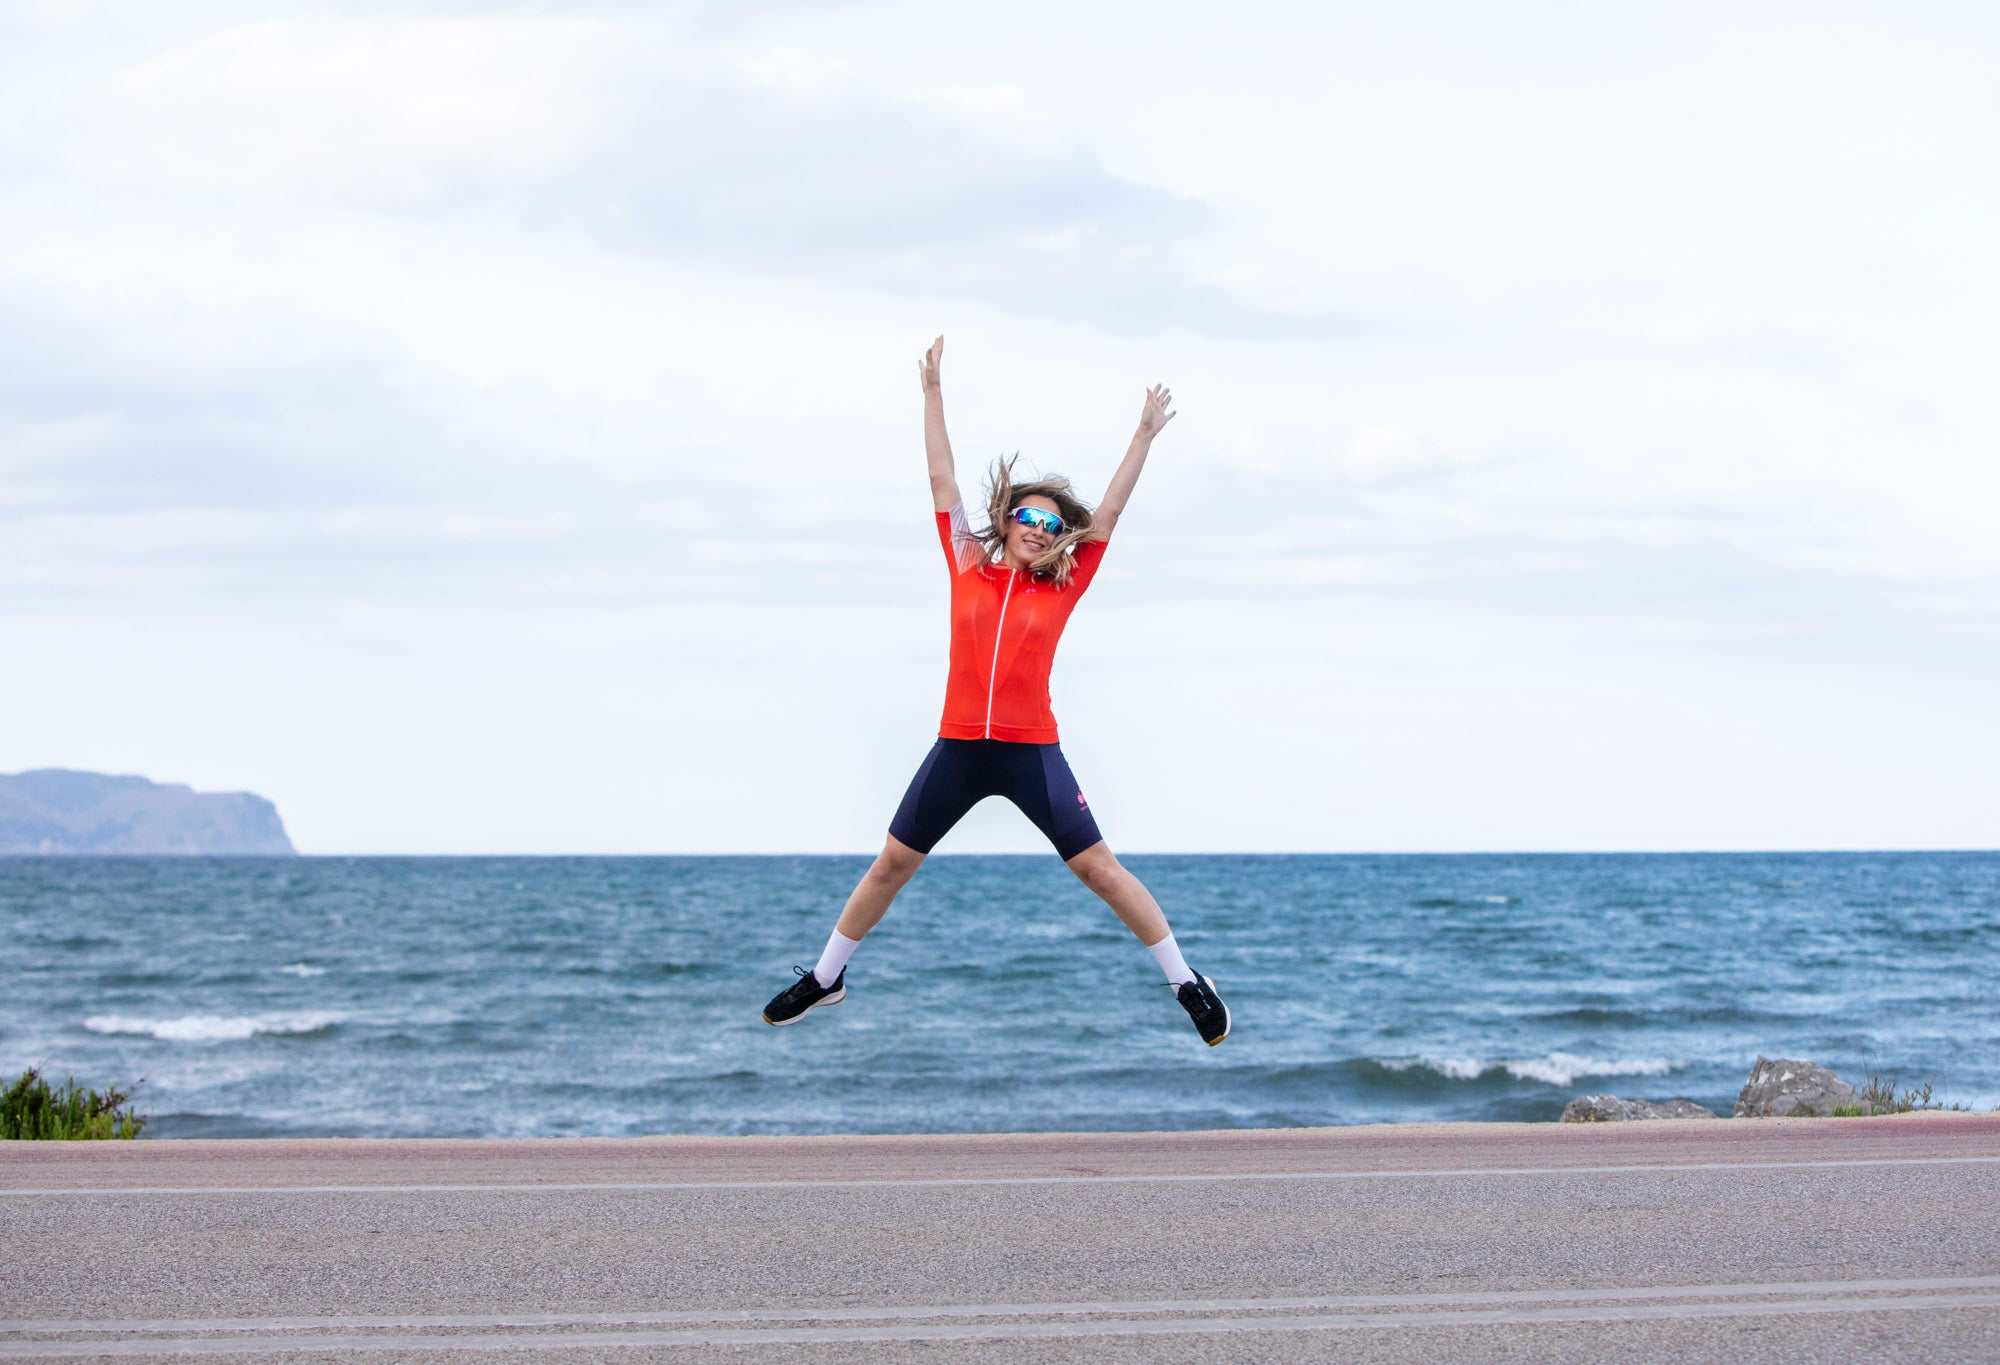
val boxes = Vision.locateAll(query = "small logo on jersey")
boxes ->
[1076,791,1088,808]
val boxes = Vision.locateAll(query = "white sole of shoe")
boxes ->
[763,985,846,1026]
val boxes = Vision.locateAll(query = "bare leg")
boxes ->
[833,833,927,940]
[1063,841,1171,945]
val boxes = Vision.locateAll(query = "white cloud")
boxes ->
[98,17,613,196]
[3,1,1996,849]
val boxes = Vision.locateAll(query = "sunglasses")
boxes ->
[1011,506,1065,536]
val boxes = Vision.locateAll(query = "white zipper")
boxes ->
[983,567,1016,739]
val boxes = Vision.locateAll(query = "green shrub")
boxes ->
[0,1067,146,1139]
[1849,1074,1968,1116]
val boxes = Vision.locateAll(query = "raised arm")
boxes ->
[1092,382,1175,540]
[919,335,961,513]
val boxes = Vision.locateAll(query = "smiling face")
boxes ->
[1004,495,1063,566]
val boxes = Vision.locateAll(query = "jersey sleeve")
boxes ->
[937,500,983,576]
[1064,533,1109,595]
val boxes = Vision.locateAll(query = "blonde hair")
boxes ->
[965,453,1098,590]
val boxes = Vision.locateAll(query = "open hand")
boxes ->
[1139,382,1176,436]
[918,335,944,394]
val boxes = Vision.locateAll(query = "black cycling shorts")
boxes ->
[888,738,1104,861]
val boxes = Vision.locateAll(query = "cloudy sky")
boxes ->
[5,1,1995,854]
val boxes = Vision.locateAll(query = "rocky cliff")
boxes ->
[0,769,296,854]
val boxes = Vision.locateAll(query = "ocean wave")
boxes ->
[81,1011,345,1042]
[1376,1052,1678,1088]
[1522,1007,1653,1027]
[277,963,326,977]
[95,969,182,988]
[1522,1003,1805,1028]
[34,933,117,951]
[560,961,703,980]
[137,1111,302,1139]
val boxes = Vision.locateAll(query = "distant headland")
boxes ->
[0,769,295,855]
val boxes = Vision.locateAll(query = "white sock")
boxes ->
[813,929,860,988]
[1147,932,1196,986]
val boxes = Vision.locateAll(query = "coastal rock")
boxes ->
[0,769,295,855]
[1561,1095,1718,1123]
[1733,1056,1856,1118]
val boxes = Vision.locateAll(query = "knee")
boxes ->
[1068,844,1122,892]
[874,839,925,883]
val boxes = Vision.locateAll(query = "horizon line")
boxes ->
[7,847,1998,859]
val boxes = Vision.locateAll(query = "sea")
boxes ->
[3,852,1995,1138]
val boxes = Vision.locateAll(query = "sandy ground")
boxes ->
[4,1114,1999,1362]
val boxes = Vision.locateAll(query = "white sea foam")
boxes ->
[1434,1056,1491,1081]
[82,1012,344,1042]
[1505,1052,1676,1086]
[276,963,326,977]
[1380,1055,1487,1080]
[1380,1052,1678,1087]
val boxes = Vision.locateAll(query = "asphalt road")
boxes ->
[5,1115,1999,1362]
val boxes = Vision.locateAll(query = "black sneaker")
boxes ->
[762,965,845,1026]
[1176,972,1230,1046]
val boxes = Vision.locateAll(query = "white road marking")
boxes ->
[6,1275,2000,1336]
[5,1152,1999,1197]
[4,1290,2000,1356]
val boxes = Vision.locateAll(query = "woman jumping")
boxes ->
[761,335,1230,1047]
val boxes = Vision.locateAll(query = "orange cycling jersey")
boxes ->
[934,500,1109,743]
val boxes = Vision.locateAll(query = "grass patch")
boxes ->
[1834,1074,1969,1117]
[1,1067,147,1139]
